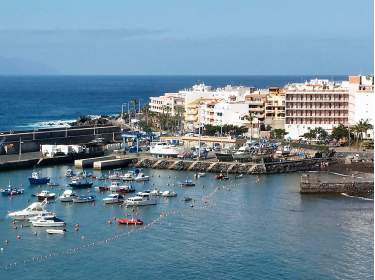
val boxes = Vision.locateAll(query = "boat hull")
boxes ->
[29,177,50,185]
[69,183,93,188]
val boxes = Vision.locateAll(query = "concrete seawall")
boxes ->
[300,174,374,197]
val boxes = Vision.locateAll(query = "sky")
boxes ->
[0,0,373,75]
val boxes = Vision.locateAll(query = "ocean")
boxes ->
[0,75,346,131]
[0,166,372,280]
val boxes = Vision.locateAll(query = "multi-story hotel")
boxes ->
[285,75,374,139]
[148,92,185,116]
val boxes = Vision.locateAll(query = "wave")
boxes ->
[19,119,76,129]
[340,193,374,201]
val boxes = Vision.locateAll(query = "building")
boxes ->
[285,79,353,139]
[149,92,185,116]
[264,90,285,130]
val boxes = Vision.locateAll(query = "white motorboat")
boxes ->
[8,200,50,221]
[46,229,66,234]
[72,195,96,203]
[198,172,206,178]
[28,212,56,222]
[59,189,77,202]
[34,190,56,201]
[122,172,135,181]
[134,173,150,182]
[150,189,162,196]
[108,171,123,181]
[31,216,65,227]
[149,142,183,158]
[103,193,125,204]
[161,190,177,197]
[109,181,130,192]
[123,192,157,207]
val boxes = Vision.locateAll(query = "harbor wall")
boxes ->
[300,175,373,197]
[134,157,330,175]
[0,126,121,154]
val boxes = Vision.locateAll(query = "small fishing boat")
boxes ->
[58,189,77,202]
[69,178,93,188]
[46,229,66,234]
[34,190,56,201]
[115,185,136,194]
[103,193,124,204]
[28,172,50,185]
[216,173,229,180]
[95,186,110,192]
[1,187,24,196]
[161,190,177,197]
[31,216,65,227]
[179,179,195,187]
[72,195,96,203]
[8,200,51,220]
[96,175,107,181]
[65,169,75,177]
[184,197,193,202]
[198,172,206,178]
[47,182,59,187]
[117,218,144,225]
[134,173,150,182]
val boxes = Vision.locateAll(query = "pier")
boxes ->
[74,155,117,168]
[300,172,374,197]
[93,156,137,170]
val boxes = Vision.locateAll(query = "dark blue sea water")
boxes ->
[0,75,346,131]
[0,166,373,280]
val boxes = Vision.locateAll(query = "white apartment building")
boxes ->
[285,76,374,139]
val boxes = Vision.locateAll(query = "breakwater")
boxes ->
[300,173,374,197]
[0,125,121,154]
[0,151,104,171]
[133,157,330,174]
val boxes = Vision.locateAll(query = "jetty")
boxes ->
[300,172,374,197]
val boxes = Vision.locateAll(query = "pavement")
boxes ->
[0,151,42,163]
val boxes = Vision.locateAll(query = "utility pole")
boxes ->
[18,137,22,160]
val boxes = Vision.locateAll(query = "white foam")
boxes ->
[20,119,76,129]
[341,193,373,201]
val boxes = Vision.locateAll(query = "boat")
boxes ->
[276,145,291,156]
[197,172,206,178]
[115,185,135,194]
[103,193,125,204]
[65,169,75,177]
[1,187,24,196]
[8,200,50,220]
[117,218,144,225]
[122,172,135,181]
[28,172,50,185]
[161,190,177,197]
[28,212,56,222]
[31,216,65,227]
[150,189,162,196]
[58,189,77,202]
[184,197,193,202]
[216,173,229,180]
[134,173,150,182]
[95,186,110,192]
[179,179,195,187]
[149,142,183,158]
[123,192,157,207]
[47,182,59,187]
[69,178,93,188]
[72,195,96,203]
[34,190,56,201]
[46,229,66,234]
[214,149,234,162]
[108,171,123,181]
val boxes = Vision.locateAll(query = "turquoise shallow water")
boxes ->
[0,166,373,280]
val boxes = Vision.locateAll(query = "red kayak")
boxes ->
[117,218,144,225]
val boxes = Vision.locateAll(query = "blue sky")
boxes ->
[0,0,373,75]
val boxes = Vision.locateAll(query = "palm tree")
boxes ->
[244,113,254,140]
